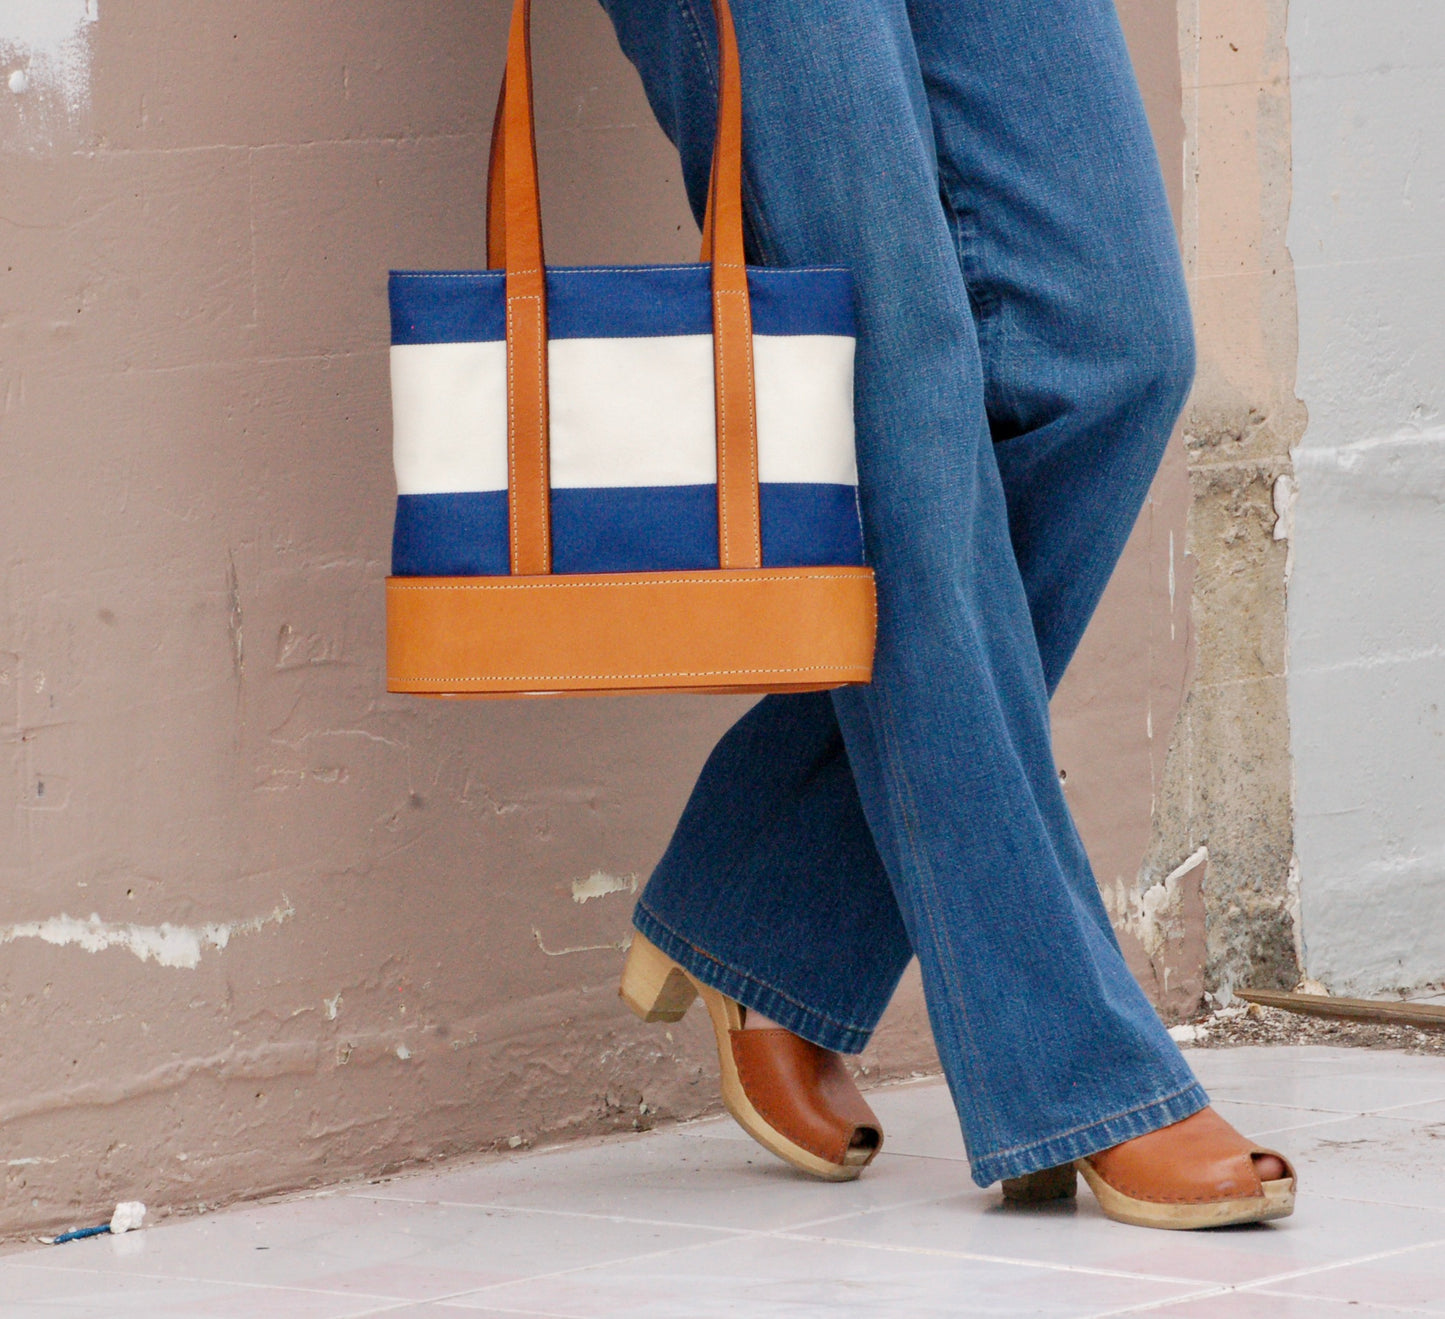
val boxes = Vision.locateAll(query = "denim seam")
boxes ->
[987,1079,1207,1163]
[939,185,1013,429]
[670,0,717,106]
[863,675,1009,1153]
[634,900,878,1041]
[970,1081,1211,1186]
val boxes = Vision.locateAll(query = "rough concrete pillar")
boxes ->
[1121,0,1307,1003]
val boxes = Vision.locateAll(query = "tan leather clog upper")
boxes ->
[1086,1107,1294,1204]
[729,1029,882,1165]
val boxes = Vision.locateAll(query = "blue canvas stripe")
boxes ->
[759,483,866,568]
[391,483,864,576]
[555,485,716,573]
[392,489,509,577]
[389,266,854,345]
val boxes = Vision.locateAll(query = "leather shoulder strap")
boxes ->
[486,0,760,573]
[703,0,760,568]
[499,0,551,575]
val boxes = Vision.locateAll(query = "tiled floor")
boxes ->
[4,1045,1445,1317]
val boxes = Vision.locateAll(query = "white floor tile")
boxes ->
[1190,1054,1445,1116]
[1261,1236,1445,1312]
[796,1176,1445,1288]
[1281,1114,1445,1210]
[352,1126,972,1235]
[14,1195,725,1302]
[1208,1099,1366,1138]
[1106,1291,1421,1317]
[6,1046,1445,1318]
[0,1263,372,1317]
[441,1232,1196,1318]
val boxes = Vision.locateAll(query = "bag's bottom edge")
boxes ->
[388,680,855,699]
[385,566,877,699]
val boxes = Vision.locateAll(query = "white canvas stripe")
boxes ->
[391,334,857,495]
[391,341,507,495]
[548,336,716,488]
[754,335,857,486]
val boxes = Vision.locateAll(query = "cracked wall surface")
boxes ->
[3,0,1216,1238]
[1130,0,1306,1005]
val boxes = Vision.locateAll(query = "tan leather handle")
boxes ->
[486,0,760,573]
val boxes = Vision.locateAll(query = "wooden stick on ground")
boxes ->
[1237,988,1445,1033]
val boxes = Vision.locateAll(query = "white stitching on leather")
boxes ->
[389,572,869,590]
[395,664,868,682]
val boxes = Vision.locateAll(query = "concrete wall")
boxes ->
[1109,0,1306,1005]
[2,0,1192,1239]
[1286,1,1445,995]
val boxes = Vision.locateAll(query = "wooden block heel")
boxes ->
[1002,1164,1079,1204]
[619,934,699,1022]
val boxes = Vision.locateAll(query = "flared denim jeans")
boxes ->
[598,0,1210,1186]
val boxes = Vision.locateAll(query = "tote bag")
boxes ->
[385,0,876,697]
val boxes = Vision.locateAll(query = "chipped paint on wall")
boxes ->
[570,871,638,903]
[1271,472,1298,579]
[0,0,98,147]
[0,900,294,969]
[1125,0,1305,1007]
[530,927,632,958]
[1107,848,1209,1017]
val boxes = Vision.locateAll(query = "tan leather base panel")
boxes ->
[387,566,877,695]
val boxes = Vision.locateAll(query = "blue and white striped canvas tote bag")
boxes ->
[389,265,864,577]
[384,0,876,697]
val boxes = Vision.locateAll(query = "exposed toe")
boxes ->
[1253,1152,1287,1181]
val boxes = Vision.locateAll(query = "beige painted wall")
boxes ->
[2,1,1199,1239]
[1053,0,1197,1014]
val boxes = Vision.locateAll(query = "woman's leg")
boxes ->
[908,0,1196,690]
[602,0,1205,1186]
[635,691,911,1053]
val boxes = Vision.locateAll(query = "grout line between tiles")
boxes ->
[351,1177,987,1243]
[769,1186,1017,1234]
[860,1148,971,1166]
[1076,1235,1445,1318]
[1247,1287,1438,1315]
[0,1259,421,1305]
[1209,1097,1367,1116]
[1365,1095,1445,1117]
[340,1189,1219,1293]
[1312,1190,1445,1214]
[761,1229,1210,1287]
[350,1192,757,1237]
[333,1228,770,1312]
[345,1300,586,1319]
[1246,1113,1378,1138]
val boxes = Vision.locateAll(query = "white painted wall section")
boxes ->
[0,0,97,147]
[1287,0,1445,994]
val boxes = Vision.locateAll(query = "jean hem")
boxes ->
[632,903,876,1054]
[968,1080,1212,1187]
